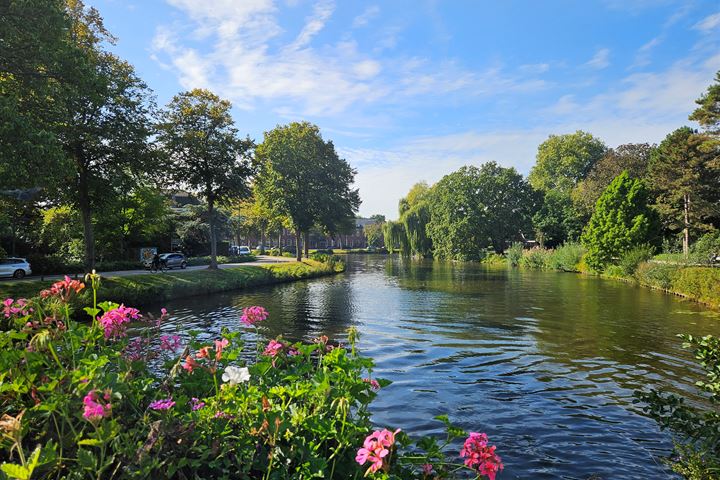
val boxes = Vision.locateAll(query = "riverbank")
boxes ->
[0,260,343,306]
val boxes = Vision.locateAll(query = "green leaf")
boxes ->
[78,439,104,447]
[0,464,30,480]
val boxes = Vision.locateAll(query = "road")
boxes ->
[1,255,298,283]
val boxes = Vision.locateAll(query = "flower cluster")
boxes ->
[40,276,85,302]
[3,298,31,318]
[363,378,381,390]
[160,334,183,352]
[124,337,151,362]
[221,365,250,385]
[263,339,285,357]
[183,338,230,373]
[190,398,205,411]
[459,432,503,480]
[149,398,176,411]
[83,390,112,423]
[355,428,400,475]
[97,305,141,339]
[240,306,269,326]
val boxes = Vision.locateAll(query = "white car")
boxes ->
[238,246,251,256]
[0,258,32,279]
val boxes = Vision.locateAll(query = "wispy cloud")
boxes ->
[291,0,335,49]
[631,37,662,68]
[586,48,610,69]
[694,12,720,32]
[353,5,380,28]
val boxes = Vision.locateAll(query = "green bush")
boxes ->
[520,247,551,269]
[671,267,720,307]
[636,334,720,479]
[547,242,584,272]
[26,254,84,277]
[506,242,523,267]
[0,278,503,479]
[690,231,720,265]
[634,261,678,290]
[617,244,655,276]
[482,253,506,266]
[186,255,257,266]
[95,260,144,272]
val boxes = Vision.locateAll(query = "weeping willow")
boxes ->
[402,202,432,257]
[383,221,409,256]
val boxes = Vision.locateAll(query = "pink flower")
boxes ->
[422,464,433,476]
[363,378,381,390]
[41,276,85,302]
[83,390,112,422]
[182,355,198,373]
[460,432,503,480]
[240,306,269,326]
[214,338,229,360]
[263,339,284,357]
[355,428,400,475]
[148,398,175,411]
[3,298,32,318]
[160,335,182,352]
[97,305,141,339]
[124,337,149,361]
[196,346,211,359]
[190,397,205,411]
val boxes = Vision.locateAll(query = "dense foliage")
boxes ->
[581,171,659,271]
[0,277,504,479]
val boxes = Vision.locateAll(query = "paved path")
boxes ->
[1,256,298,283]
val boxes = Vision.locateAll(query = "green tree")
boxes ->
[428,162,536,260]
[157,89,254,269]
[648,127,720,256]
[382,221,408,255]
[573,143,653,216]
[528,131,607,194]
[396,182,433,257]
[363,222,384,248]
[532,190,583,248]
[255,122,360,261]
[581,171,659,271]
[689,70,720,135]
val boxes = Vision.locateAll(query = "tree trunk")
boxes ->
[78,168,95,272]
[278,232,283,254]
[683,193,690,258]
[294,229,302,261]
[304,231,310,259]
[208,197,218,269]
[260,230,266,254]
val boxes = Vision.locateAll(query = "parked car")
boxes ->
[0,258,32,279]
[160,253,187,269]
[238,246,251,256]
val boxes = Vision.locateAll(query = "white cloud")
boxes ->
[291,0,335,50]
[694,12,720,32]
[586,48,610,69]
[353,5,380,28]
[631,37,662,68]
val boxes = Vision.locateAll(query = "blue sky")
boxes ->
[91,0,719,219]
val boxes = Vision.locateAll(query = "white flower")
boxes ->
[222,366,250,385]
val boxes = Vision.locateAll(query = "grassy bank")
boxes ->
[0,260,342,306]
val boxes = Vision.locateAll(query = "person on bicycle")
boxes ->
[151,252,161,271]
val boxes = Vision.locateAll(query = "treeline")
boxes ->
[0,0,359,269]
[384,71,720,272]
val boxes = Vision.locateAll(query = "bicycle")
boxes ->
[149,259,168,273]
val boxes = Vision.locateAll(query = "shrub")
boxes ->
[671,267,720,307]
[186,255,257,266]
[26,254,84,277]
[617,244,655,276]
[547,242,584,272]
[482,253,506,266]
[690,231,720,265]
[636,334,720,479]
[0,277,504,479]
[520,247,551,269]
[506,242,523,267]
[634,261,678,290]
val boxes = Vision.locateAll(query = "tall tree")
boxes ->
[581,171,659,271]
[572,143,654,216]
[397,182,433,257]
[428,162,536,259]
[157,89,254,269]
[648,127,720,256]
[363,222,384,248]
[528,131,607,194]
[690,70,720,135]
[532,190,583,248]
[255,122,360,261]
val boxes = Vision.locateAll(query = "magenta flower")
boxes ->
[190,397,205,411]
[363,378,381,390]
[3,298,32,318]
[124,337,149,361]
[460,432,503,480]
[160,335,182,352]
[240,306,269,326]
[422,463,433,476]
[148,398,175,411]
[97,305,141,339]
[83,390,112,422]
[355,428,400,475]
[263,339,284,357]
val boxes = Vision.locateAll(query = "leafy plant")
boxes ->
[618,244,655,277]
[547,242,585,272]
[505,242,523,267]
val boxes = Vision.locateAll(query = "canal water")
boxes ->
[146,255,720,479]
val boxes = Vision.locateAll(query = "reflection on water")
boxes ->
[145,255,720,479]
